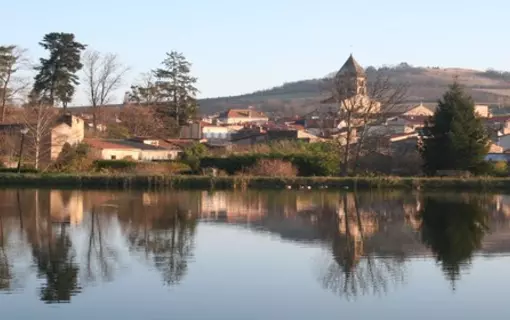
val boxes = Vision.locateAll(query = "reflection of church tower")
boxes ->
[335,54,367,98]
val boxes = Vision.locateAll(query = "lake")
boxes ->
[0,189,509,319]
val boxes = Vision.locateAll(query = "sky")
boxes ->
[2,0,509,105]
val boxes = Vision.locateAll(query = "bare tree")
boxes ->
[118,105,166,137]
[21,104,58,170]
[323,72,408,175]
[82,50,129,131]
[0,46,31,122]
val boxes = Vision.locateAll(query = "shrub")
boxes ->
[200,153,338,176]
[0,167,38,173]
[52,143,94,172]
[490,161,508,177]
[182,142,209,173]
[134,162,192,175]
[93,159,137,172]
[245,159,297,177]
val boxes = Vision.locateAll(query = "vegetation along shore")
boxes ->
[4,173,510,192]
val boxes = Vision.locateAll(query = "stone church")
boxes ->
[321,54,381,115]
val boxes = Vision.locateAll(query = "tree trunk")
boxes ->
[0,71,11,123]
[341,114,353,176]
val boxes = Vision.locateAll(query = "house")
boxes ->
[496,134,510,152]
[0,113,85,167]
[85,138,182,161]
[217,108,268,124]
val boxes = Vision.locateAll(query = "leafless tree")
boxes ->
[323,73,408,175]
[0,46,31,122]
[82,50,129,131]
[21,104,58,170]
[118,105,166,137]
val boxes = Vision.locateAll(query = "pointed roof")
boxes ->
[337,54,365,77]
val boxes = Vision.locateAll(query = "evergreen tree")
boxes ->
[32,33,86,110]
[153,51,199,125]
[421,82,489,174]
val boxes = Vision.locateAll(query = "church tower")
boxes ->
[335,54,367,98]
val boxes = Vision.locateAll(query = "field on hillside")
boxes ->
[199,65,510,116]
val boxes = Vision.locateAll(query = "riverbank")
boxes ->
[1,173,510,191]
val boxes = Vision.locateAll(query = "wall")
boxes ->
[203,126,230,140]
[498,135,510,152]
[50,116,85,160]
[139,150,178,161]
[100,148,140,160]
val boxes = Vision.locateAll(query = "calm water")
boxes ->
[0,190,509,319]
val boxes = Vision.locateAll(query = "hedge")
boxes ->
[200,154,338,176]
[93,160,137,171]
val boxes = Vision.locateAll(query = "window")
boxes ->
[111,155,116,160]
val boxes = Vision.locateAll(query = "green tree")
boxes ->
[32,33,87,110]
[421,82,489,175]
[153,51,199,125]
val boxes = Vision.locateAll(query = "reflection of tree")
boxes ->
[32,224,81,303]
[419,196,489,287]
[319,193,406,300]
[84,207,117,284]
[0,215,12,291]
[25,190,81,303]
[125,202,197,286]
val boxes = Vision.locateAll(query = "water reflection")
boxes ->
[0,189,509,305]
[418,195,490,287]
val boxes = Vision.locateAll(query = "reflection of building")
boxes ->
[49,191,84,225]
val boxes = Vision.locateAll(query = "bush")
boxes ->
[52,143,94,172]
[0,167,38,173]
[182,142,209,173]
[134,162,192,175]
[93,159,137,172]
[200,153,337,176]
[490,161,508,177]
[245,159,297,177]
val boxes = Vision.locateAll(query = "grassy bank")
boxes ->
[1,173,510,191]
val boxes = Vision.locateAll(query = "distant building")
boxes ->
[217,108,269,125]
[0,113,85,166]
[85,137,182,161]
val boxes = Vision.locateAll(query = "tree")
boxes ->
[0,45,30,122]
[128,72,163,105]
[322,70,407,176]
[21,104,59,170]
[82,50,129,131]
[32,33,86,109]
[421,82,489,175]
[153,51,199,125]
[117,105,166,137]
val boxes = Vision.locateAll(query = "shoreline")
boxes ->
[1,173,510,191]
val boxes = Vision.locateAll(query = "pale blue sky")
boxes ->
[1,0,508,105]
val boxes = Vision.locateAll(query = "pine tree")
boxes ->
[153,51,199,125]
[421,82,489,174]
[32,33,86,110]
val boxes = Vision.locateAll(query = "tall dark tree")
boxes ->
[32,33,86,110]
[421,82,489,175]
[153,51,199,125]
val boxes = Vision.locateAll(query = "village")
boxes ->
[0,54,508,175]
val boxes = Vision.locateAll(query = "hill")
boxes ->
[199,63,510,116]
